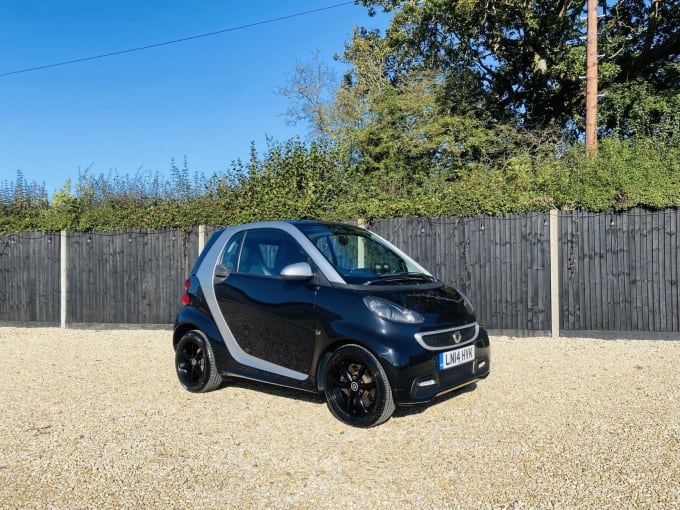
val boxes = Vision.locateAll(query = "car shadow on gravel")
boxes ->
[219,378,326,405]
[217,377,478,419]
[392,383,478,418]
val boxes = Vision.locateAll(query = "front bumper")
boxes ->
[391,328,491,405]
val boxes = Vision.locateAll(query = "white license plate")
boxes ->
[438,345,475,370]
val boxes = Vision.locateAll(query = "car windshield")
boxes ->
[297,224,433,285]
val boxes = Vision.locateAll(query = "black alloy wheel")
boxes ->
[324,344,395,427]
[175,330,222,392]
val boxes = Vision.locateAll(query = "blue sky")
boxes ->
[0,1,390,196]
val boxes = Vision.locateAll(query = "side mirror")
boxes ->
[280,262,314,281]
[213,264,230,283]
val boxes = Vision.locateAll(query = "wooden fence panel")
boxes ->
[66,229,199,324]
[370,214,551,332]
[559,209,680,332]
[2,210,678,333]
[0,232,61,324]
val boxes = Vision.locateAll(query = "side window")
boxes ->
[238,229,307,277]
[220,232,244,271]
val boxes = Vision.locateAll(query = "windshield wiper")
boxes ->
[363,272,435,285]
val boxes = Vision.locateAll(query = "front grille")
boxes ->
[415,323,478,350]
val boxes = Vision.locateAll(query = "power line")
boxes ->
[0,1,355,78]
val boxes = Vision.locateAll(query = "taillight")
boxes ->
[182,278,191,305]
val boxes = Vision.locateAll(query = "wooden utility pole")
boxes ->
[585,0,598,159]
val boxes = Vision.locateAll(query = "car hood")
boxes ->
[371,285,476,328]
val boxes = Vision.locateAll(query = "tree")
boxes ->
[275,51,339,140]
[333,23,565,178]
[354,0,680,134]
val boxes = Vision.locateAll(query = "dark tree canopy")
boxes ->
[354,0,680,133]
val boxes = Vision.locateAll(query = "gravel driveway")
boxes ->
[1,327,678,509]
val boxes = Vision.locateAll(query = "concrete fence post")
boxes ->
[550,210,560,338]
[198,225,206,255]
[60,230,67,329]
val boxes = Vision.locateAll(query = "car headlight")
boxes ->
[458,290,475,315]
[364,296,425,324]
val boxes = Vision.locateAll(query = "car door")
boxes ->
[213,228,317,376]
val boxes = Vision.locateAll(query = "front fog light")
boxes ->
[416,378,436,388]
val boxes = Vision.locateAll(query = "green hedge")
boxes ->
[1,136,679,232]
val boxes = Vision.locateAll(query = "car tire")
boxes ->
[324,344,395,427]
[175,330,223,393]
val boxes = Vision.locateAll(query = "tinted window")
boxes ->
[237,229,307,277]
[220,231,244,271]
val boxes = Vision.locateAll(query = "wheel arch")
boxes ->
[173,307,223,350]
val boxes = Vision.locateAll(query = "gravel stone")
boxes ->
[0,328,678,509]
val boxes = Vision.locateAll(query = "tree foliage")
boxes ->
[1,134,679,232]
[275,51,340,139]
[354,0,680,133]
[2,0,679,233]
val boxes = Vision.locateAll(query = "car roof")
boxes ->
[210,220,357,231]
[226,220,357,230]
[206,220,353,240]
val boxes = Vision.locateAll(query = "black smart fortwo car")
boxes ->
[173,221,490,427]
